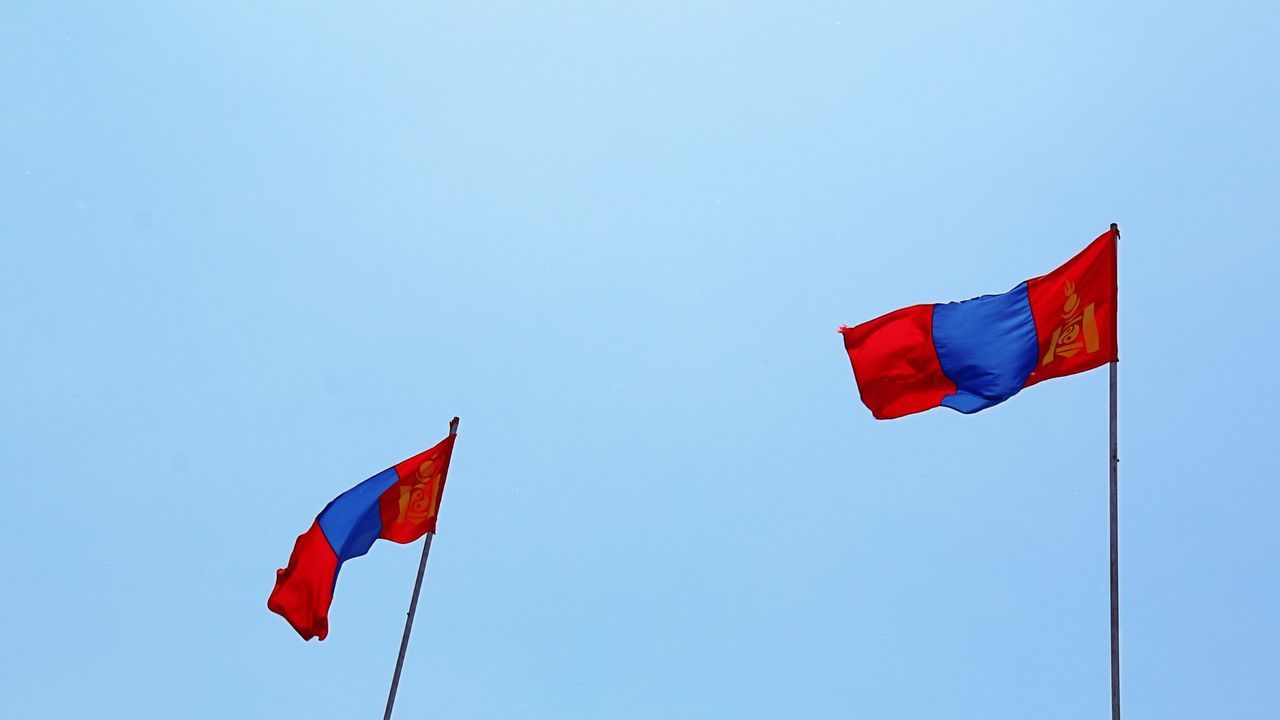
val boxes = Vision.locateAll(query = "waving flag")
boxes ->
[840,227,1117,419]
[268,426,458,640]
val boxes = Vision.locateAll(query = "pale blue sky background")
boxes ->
[3,2,1278,718]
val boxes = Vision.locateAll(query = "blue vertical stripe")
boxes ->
[317,467,398,562]
[931,282,1039,413]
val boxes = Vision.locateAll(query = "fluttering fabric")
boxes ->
[840,228,1117,419]
[268,434,457,640]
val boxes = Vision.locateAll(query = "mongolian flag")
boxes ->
[840,227,1117,419]
[268,423,458,640]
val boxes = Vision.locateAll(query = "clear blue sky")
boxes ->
[3,2,1277,718]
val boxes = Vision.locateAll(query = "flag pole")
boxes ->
[383,416,459,720]
[1108,223,1121,720]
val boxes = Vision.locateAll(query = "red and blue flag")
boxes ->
[840,227,1117,419]
[268,424,458,640]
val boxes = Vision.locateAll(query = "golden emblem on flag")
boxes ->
[1042,279,1100,365]
[395,458,442,527]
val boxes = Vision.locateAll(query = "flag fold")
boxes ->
[840,228,1117,419]
[268,432,458,640]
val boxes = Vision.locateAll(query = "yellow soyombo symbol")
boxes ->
[395,458,442,527]
[1042,279,1100,365]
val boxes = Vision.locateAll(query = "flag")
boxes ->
[268,426,458,640]
[840,227,1117,419]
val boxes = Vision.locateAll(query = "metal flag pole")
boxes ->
[383,416,459,720]
[1108,223,1121,720]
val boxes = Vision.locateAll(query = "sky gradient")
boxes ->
[3,2,1278,718]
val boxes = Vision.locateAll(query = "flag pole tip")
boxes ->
[449,417,460,435]
[1110,222,1119,231]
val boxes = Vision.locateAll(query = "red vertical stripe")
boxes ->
[267,521,339,641]
[841,304,955,419]
[1023,228,1118,387]
[377,435,457,543]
